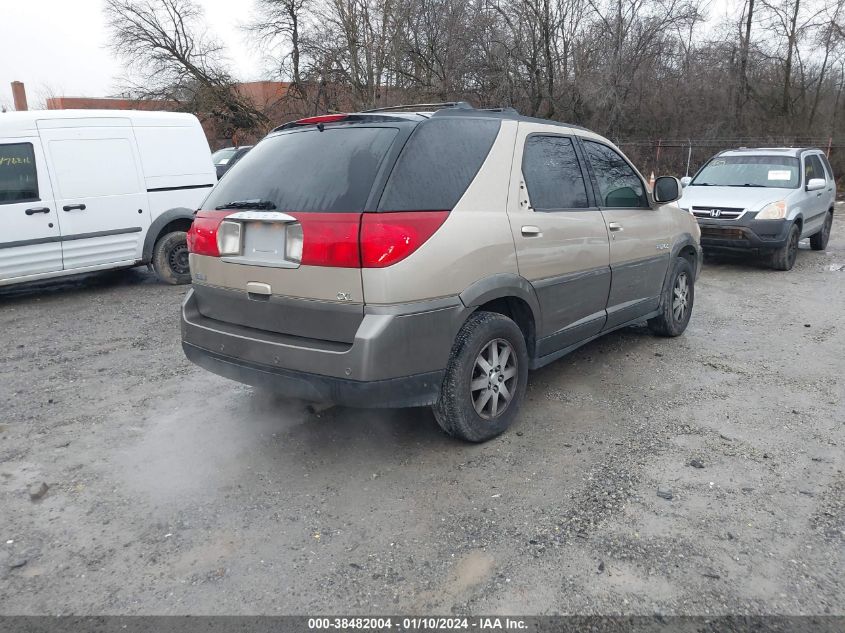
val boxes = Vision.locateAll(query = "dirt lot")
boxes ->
[1,210,843,616]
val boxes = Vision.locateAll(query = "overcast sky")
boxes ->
[1,0,737,111]
[0,0,266,110]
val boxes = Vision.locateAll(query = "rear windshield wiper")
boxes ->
[215,199,277,210]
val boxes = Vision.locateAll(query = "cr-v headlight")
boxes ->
[756,200,787,220]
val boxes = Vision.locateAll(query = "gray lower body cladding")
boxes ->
[182,343,445,407]
[181,288,468,406]
[697,216,791,251]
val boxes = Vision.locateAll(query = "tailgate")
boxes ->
[189,121,409,344]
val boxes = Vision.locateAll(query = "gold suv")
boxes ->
[181,103,702,441]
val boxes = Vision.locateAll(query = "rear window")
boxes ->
[204,127,398,213]
[378,118,500,211]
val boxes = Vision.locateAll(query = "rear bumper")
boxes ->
[697,216,791,251]
[183,342,445,407]
[181,288,468,407]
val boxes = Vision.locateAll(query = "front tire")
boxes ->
[648,257,694,337]
[771,223,800,271]
[152,230,191,285]
[433,311,529,442]
[809,212,833,251]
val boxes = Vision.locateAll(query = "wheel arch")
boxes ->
[657,234,701,309]
[793,214,804,234]
[141,208,196,264]
[458,274,541,357]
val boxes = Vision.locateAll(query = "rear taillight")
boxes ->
[291,213,361,268]
[187,209,449,269]
[186,210,233,257]
[360,211,449,268]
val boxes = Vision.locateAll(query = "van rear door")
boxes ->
[38,119,150,270]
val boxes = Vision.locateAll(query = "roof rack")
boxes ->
[360,101,474,113]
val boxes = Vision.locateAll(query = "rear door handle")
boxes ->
[63,204,86,211]
[608,222,624,232]
[25,207,51,215]
[521,225,541,237]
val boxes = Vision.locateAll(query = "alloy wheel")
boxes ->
[470,338,518,419]
[672,272,689,322]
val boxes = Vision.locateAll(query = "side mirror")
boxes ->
[653,176,682,203]
[806,178,825,192]
[680,176,692,188]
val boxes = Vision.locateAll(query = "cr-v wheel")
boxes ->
[433,311,528,442]
[771,223,800,271]
[810,212,833,251]
[648,257,695,337]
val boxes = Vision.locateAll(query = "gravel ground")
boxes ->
[0,209,843,616]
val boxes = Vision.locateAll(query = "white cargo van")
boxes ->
[0,110,216,287]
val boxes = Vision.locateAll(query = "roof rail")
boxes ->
[478,107,520,115]
[360,101,474,113]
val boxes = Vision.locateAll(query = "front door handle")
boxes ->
[25,207,51,215]
[521,225,541,237]
[608,222,624,232]
[63,203,87,212]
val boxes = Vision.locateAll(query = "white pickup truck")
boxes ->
[0,109,216,286]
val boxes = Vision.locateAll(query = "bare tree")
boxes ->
[249,0,312,98]
[735,0,756,129]
[105,0,268,138]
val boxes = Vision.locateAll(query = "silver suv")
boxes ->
[181,104,702,441]
[679,148,836,270]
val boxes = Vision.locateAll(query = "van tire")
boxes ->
[433,311,528,442]
[152,231,191,285]
[809,211,833,251]
[648,257,694,337]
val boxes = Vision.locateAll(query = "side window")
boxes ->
[805,154,825,183]
[820,154,835,180]
[49,138,140,198]
[583,140,649,208]
[0,143,39,205]
[379,118,500,211]
[522,135,589,211]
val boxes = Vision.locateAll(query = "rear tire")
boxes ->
[771,224,800,271]
[648,257,694,337]
[809,212,833,251]
[433,311,528,442]
[152,230,191,285]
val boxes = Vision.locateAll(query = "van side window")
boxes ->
[0,143,39,205]
[583,140,649,208]
[522,136,589,211]
[49,138,140,198]
[805,154,825,183]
